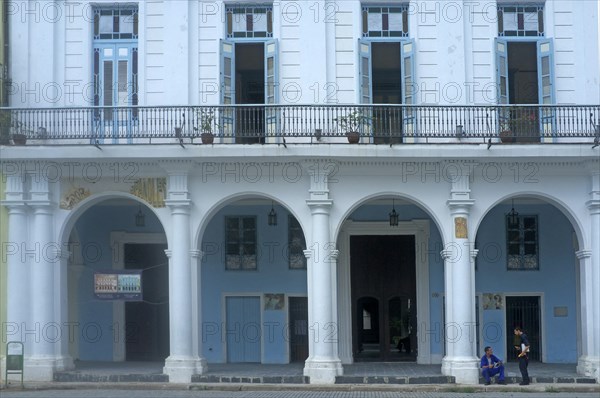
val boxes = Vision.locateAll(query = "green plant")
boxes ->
[197,108,219,134]
[0,109,23,144]
[334,110,374,132]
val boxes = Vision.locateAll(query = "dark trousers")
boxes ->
[518,356,529,383]
[482,366,505,382]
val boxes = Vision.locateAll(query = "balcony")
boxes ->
[1,104,598,146]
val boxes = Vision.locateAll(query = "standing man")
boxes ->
[514,326,531,385]
[480,346,506,385]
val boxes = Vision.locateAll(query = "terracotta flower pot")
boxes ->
[201,132,214,144]
[346,131,360,144]
[499,130,514,143]
[12,133,27,145]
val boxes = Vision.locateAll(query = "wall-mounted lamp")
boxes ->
[508,199,519,226]
[389,199,399,227]
[135,204,145,227]
[268,201,278,226]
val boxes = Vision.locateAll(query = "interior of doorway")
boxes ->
[235,42,265,144]
[507,42,539,104]
[351,235,417,361]
[124,243,169,361]
[371,42,402,144]
[505,295,541,362]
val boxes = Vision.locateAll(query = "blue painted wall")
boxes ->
[200,204,307,364]
[476,204,577,363]
[73,203,164,361]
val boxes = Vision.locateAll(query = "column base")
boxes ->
[577,356,600,382]
[441,356,480,384]
[304,357,343,384]
[163,356,207,383]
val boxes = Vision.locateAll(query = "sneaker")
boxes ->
[519,381,529,386]
[498,380,506,385]
[484,381,491,386]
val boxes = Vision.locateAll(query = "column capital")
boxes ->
[2,202,28,214]
[586,199,600,214]
[165,199,192,214]
[576,250,592,260]
[447,199,475,214]
[306,199,333,214]
[28,201,54,212]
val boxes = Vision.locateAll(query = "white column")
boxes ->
[26,203,59,380]
[302,161,342,384]
[162,171,205,383]
[578,162,600,381]
[441,164,479,384]
[4,204,29,369]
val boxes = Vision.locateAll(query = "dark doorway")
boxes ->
[507,42,539,105]
[288,296,309,362]
[372,42,402,144]
[351,235,416,361]
[124,243,169,361]
[235,42,265,144]
[506,296,541,362]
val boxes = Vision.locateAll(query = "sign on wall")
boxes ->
[94,270,143,301]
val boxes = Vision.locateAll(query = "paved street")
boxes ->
[1,390,599,398]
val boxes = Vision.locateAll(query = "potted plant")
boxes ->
[499,109,538,143]
[334,110,373,144]
[197,108,218,144]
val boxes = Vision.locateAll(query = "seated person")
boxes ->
[480,346,506,385]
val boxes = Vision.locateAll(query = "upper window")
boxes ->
[94,7,138,40]
[498,5,544,37]
[288,216,307,270]
[225,216,257,270]
[226,5,273,38]
[362,6,409,38]
[506,215,539,270]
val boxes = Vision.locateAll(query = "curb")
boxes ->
[1,382,599,393]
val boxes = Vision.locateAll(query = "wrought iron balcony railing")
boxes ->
[1,104,598,146]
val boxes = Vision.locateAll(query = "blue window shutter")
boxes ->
[220,39,235,105]
[537,39,555,105]
[401,39,416,142]
[537,39,555,141]
[264,39,278,104]
[264,39,279,142]
[220,39,235,140]
[358,39,372,104]
[495,38,509,104]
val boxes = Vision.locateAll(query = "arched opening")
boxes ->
[65,197,169,363]
[336,196,445,365]
[196,196,308,364]
[474,196,580,365]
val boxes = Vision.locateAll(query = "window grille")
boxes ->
[498,5,544,37]
[362,5,409,38]
[506,215,539,270]
[226,216,258,270]
[226,5,273,38]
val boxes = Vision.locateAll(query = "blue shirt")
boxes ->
[480,354,502,369]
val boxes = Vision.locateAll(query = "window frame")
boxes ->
[288,215,307,270]
[225,4,273,39]
[497,4,545,37]
[361,5,410,38]
[93,6,139,41]
[506,214,539,271]
[225,215,258,271]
